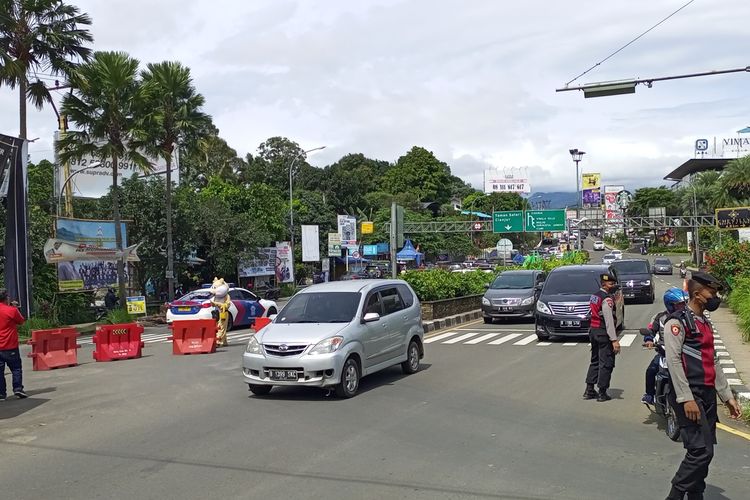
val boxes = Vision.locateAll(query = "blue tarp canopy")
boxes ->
[397,240,424,264]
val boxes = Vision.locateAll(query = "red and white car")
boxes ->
[166,286,278,330]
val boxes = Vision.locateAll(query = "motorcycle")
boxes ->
[680,267,687,279]
[640,328,681,441]
[255,283,281,301]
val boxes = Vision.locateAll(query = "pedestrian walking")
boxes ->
[0,288,28,401]
[663,272,742,500]
[584,272,620,402]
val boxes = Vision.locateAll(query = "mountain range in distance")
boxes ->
[526,192,578,209]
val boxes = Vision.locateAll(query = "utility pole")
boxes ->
[569,149,586,250]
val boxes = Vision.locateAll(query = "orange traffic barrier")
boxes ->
[93,323,144,362]
[27,328,81,371]
[253,316,272,332]
[168,319,218,355]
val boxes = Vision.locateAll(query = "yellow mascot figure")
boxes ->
[209,277,231,347]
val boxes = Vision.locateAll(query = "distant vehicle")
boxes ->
[611,249,623,260]
[653,257,674,275]
[482,270,546,323]
[166,286,278,329]
[602,253,617,265]
[535,265,625,341]
[593,241,605,251]
[611,259,654,303]
[242,280,424,398]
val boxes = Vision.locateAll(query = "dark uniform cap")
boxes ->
[690,271,723,290]
[600,272,616,283]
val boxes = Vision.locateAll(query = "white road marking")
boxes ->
[722,367,738,374]
[464,333,502,344]
[714,339,724,344]
[727,378,743,386]
[562,343,578,346]
[488,333,524,345]
[513,334,538,346]
[619,334,637,347]
[537,342,552,346]
[443,332,483,344]
[719,359,734,365]
[424,331,462,343]
[714,345,727,350]
[717,351,730,357]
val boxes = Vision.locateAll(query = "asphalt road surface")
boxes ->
[1,243,748,499]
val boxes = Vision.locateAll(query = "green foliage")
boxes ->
[523,251,589,272]
[104,308,135,325]
[604,233,629,249]
[402,269,493,302]
[628,187,679,216]
[648,246,689,254]
[726,276,750,342]
[18,317,57,341]
[704,239,750,290]
[381,146,453,204]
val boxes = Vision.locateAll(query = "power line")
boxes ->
[564,0,696,87]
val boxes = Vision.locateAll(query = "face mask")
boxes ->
[705,296,721,312]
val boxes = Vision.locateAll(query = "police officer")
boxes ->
[664,272,742,500]
[584,272,621,402]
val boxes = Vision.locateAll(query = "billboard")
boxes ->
[603,185,624,227]
[55,132,178,198]
[483,168,531,194]
[301,225,320,262]
[581,173,601,208]
[275,241,294,284]
[55,218,128,292]
[238,247,276,277]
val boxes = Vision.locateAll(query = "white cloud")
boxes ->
[3,0,750,195]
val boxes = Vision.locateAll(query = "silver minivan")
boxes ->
[242,279,424,398]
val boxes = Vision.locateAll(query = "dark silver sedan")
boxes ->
[653,257,673,275]
[482,270,545,323]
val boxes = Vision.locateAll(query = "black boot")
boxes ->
[686,492,703,500]
[583,385,597,400]
[666,486,684,499]
[597,389,611,402]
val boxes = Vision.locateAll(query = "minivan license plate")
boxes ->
[269,369,298,381]
[560,320,580,328]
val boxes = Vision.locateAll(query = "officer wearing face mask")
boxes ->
[584,272,621,402]
[663,272,742,500]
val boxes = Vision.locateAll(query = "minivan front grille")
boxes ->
[492,297,521,306]
[263,344,308,357]
[548,302,590,316]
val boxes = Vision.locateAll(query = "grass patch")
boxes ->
[742,401,750,426]
[18,317,57,341]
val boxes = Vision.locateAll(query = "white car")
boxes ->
[593,241,605,251]
[611,250,623,260]
[602,253,617,265]
[166,286,278,330]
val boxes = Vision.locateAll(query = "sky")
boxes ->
[2,0,749,194]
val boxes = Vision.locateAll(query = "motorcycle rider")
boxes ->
[663,272,742,500]
[641,287,688,405]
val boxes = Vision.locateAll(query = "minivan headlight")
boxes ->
[482,297,491,306]
[536,301,551,315]
[308,336,344,355]
[245,336,262,354]
[641,280,651,286]
[521,296,535,306]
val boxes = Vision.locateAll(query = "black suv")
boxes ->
[535,265,625,341]
[610,259,654,303]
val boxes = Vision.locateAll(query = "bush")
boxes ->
[103,308,135,325]
[726,276,750,342]
[649,246,689,254]
[18,317,57,341]
[705,239,750,290]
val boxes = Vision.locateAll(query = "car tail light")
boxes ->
[201,302,212,308]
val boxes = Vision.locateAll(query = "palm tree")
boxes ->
[716,155,750,207]
[140,61,210,300]
[0,0,92,139]
[56,51,150,303]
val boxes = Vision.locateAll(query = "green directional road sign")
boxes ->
[493,211,524,233]
[525,209,566,232]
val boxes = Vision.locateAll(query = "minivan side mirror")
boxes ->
[363,312,380,323]
[484,283,490,289]
[535,282,544,290]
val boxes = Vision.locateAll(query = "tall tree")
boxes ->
[56,51,149,303]
[381,146,453,204]
[0,0,92,138]
[140,61,210,300]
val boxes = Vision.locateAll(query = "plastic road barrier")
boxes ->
[27,328,81,371]
[93,323,145,362]
[168,319,218,355]
[253,316,272,332]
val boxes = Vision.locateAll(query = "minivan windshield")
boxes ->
[654,258,671,265]
[543,271,600,295]
[612,261,649,274]
[276,292,362,324]
[490,273,534,289]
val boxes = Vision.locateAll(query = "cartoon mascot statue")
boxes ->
[209,277,231,347]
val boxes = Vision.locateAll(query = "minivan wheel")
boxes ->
[536,332,550,341]
[248,384,272,396]
[483,317,493,324]
[402,340,421,374]
[335,357,360,398]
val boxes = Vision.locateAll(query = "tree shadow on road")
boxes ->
[0,387,56,419]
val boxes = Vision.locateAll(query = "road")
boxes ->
[1,244,748,499]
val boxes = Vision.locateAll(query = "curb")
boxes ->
[706,312,750,404]
[423,310,482,333]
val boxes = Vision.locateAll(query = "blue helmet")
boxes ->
[663,287,688,313]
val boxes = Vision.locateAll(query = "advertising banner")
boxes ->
[238,247,276,277]
[361,221,374,234]
[55,132,178,199]
[43,238,140,263]
[275,241,294,284]
[301,225,320,262]
[337,215,358,253]
[581,173,601,208]
[363,245,378,256]
[126,296,147,315]
[483,168,531,194]
[604,185,625,227]
[55,218,128,292]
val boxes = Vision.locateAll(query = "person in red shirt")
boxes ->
[0,288,27,400]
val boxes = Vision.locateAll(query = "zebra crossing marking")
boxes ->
[464,333,502,345]
[443,332,484,344]
[513,334,538,346]
[619,334,637,347]
[488,333,524,345]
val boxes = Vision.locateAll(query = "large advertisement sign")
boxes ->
[55,132,178,198]
[238,247,276,277]
[604,185,624,227]
[55,218,128,292]
[483,168,531,194]
[275,241,294,284]
[581,173,601,208]
[301,225,320,262]
[337,215,358,253]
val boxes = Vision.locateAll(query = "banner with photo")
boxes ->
[337,214,359,253]
[581,173,601,208]
[275,241,294,284]
[238,247,277,277]
[603,185,624,227]
[55,218,128,292]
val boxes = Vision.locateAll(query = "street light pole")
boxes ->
[569,149,586,250]
[691,184,701,267]
[289,145,326,245]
